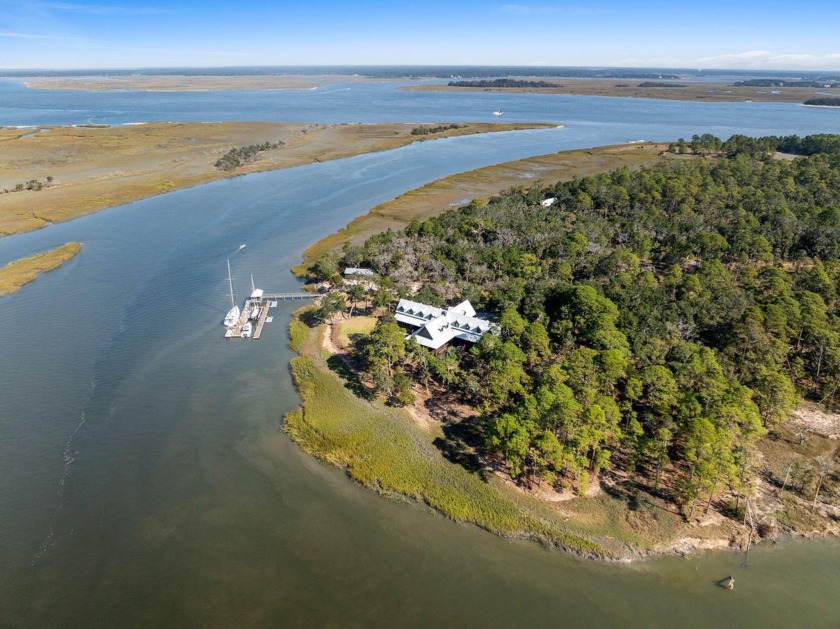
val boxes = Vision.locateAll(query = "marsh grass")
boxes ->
[288,312,311,353]
[404,79,840,104]
[0,241,82,295]
[285,320,627,557]
[282,315,782,559]
[288,354,527,534]
[0,122,547,237]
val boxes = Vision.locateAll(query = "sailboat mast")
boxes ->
[251,274,256,294]
[227,259,236,308]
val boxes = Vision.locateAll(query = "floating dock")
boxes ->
[252,299,273,339]
[225,285,278,339]
[224,283,320,340]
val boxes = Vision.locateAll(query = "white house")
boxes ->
[394,298,497,350]
[344,267,376,277]
[540,197,557,208]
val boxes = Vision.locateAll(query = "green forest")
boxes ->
[322,134,840,519]
[804,98,840,107]
[734,79,840,88]
[448,79,560,88]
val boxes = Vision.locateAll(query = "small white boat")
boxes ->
[241,321,253,338]
[493,110,503,116]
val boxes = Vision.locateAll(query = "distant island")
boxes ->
[449,79,560,89]
[408,78,840,103]
[804,97,840,107]
[0,242,82,296]
[735,78,840,88]
[636,81,687,88]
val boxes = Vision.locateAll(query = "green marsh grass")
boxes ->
[0,242,82,296]
[285,321,612,557]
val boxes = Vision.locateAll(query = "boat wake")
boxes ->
[32,410,87,563]
[307,87,351,95]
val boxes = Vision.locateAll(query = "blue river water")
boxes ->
[0,78,838,628]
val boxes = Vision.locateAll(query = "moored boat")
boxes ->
[223,259,240,327]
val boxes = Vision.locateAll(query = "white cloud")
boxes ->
[499,4,559,16]
[0,30,85,40]
[42,2,177,16]
[697,50,840,70]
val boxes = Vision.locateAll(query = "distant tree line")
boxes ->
[448,79,559,88]
[804,98,840,107]
[637,82,687,88]
[734,79,840,88]
[410,124,466,136]
[214,141,284,171]
[667,133,840,157]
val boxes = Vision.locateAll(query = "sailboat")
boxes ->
[248,274,263,320]
[223,259,240,327]
[492,109,503,116]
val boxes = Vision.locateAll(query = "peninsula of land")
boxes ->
[0,242,82,296]
[287,137,840,561]
[0,120,550,292]
[404,78,840,103]
[0,121,549,237]
[296,142,669,274]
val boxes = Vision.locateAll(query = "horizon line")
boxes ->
[1,63,839,74]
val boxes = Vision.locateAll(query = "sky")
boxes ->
[1,0,839,71]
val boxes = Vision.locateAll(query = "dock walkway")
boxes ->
[253,301,272,339]
[225,292,322,340]
[261,292,320,301]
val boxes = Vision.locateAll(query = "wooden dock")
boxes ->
[261,292,320,301]
[252,301,272,339]
[224,292,321,340]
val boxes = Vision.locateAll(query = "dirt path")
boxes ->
[790,404,840,439]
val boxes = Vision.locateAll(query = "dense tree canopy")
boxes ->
[338,135,840,515]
